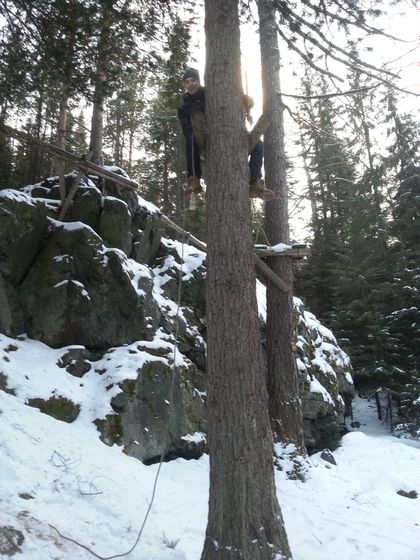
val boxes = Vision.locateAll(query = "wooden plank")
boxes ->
[160,214,207,253]
[58,150,93,221]
[254,244,311,258]
[253,255,288,293]
[161,215,289,293]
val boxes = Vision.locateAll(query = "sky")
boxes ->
[190,1,420,113]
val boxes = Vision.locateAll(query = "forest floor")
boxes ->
[0,336,419,559]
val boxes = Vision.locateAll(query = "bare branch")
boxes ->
[382,45,419,67]
[279,83,380,100]
[274,23,344,82]
[280,7,400,80]
[300,0,409,43]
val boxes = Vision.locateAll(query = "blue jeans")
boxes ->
[249,140,263,182]
[184,132,263,182]
[184,130,202,178]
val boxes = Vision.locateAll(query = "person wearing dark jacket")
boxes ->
[177,68,205,194]
[177,67,274,201]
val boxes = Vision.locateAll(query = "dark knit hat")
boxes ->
[182,67,200,82]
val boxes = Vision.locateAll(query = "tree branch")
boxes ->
[279,83,380,100]
[274,23,344,82]
[300,0,409,43]
[280,7,399,80]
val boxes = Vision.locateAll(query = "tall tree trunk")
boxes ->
[89,1,113,166]
[258,0,305,455]
[90,71,106,166]
[52,87,69,202]
[114,101,122,165]
[201,1,292,559]
[128,129,134,176]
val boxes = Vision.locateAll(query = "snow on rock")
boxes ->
[258,284,354,452]
[0,188,35,205]
[294,296,354,452]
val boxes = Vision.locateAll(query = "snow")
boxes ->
[162,238,206,282]
[180,432,206,444]
[119,252,152,297]
[48,217,101,239]
[0,189,35,205]
[309,376,334,404]
[1,335,419,559]
[270,243,292,252]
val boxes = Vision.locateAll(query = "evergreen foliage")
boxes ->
[296,68,420,436]
[139,16,206,238]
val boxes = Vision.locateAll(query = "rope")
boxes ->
[50,224,189,559]
[254,215,272,249]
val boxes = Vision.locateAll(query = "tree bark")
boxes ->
[201,1,292,559]
[89,1,113,166]
[258,0,306,455]
[52,87,70,202]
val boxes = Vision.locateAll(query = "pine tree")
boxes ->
[258,0,306,458]
[381,93,420,432]
[104,68,147,170]
[202,1,291,557]
[296,71,357,322]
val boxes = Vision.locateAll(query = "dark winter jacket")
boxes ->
[177,86,205,135]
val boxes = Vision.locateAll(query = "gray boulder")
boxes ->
[0,274,24,336]
[66,184,102,232]
[294,297,354,452]
[99,196,132,255]
[96,357,206,462]
[20,220,160,349]
[130,206,162,265]
[0,190,48,283]
[0,526,24,557]
[103,172,139,215]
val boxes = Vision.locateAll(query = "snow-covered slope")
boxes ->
[1,381,419,559]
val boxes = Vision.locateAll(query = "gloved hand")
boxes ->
[243,95,254,112]
[243,95,254,125]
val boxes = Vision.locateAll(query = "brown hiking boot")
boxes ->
[249,179,275,202]
[191,111,207,152]
[186,175,202,195]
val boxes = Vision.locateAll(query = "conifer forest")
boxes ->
[0,1,419,559]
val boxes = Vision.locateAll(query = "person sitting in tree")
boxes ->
[177,67,274,201]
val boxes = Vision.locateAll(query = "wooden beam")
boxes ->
[253,255,289,293]
[58,150,93,221]
[161,215,289,293]
[160,214,207,252]
[0,122,139,192]
[254,244,310,258]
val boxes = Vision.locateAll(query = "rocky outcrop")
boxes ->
[0,525,24,557]
[20,220,160,348]
[294,297,354,452]
[0,172,353,461]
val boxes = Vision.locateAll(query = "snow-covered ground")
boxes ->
[1,359,419,559]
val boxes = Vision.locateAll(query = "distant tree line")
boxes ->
[0,0,194,215]
[295,68,420,436]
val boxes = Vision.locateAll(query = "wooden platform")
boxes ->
[254,244,310,259]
